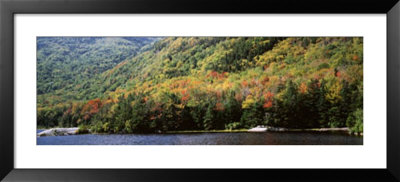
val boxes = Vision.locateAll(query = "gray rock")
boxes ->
[248,125,289,132]
[248,126,267,132]
[266,126,288,132]
[37,128,79,137]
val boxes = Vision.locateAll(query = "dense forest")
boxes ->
[37,37,363,134]
[37,37,160,96]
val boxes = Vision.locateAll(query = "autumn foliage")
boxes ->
[37,37,363,134]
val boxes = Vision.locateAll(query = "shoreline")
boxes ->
[168,127,362,135]
[37,127,79,137]
[37,126,362,137]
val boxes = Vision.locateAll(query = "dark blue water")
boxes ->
[37,131,362,145]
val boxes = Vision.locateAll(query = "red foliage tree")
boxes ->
[214,102,225,111]
[263,91,274,108]
[81,98,102,120]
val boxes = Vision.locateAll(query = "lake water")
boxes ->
[37,130,362,145]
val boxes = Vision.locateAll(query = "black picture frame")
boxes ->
[1,0,399,181]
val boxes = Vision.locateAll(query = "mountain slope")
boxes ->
[37,37,160,95]
[37,37,363,134]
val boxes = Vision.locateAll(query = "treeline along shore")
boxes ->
[37,126,361,137]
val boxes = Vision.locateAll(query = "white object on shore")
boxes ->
[248,125,289,132]
[248,126,267,132]
[37,128,79,137]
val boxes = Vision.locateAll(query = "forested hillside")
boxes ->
[37,37,363,134]
[37,37,159,95]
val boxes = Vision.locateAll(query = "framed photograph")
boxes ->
[1,0,399,181]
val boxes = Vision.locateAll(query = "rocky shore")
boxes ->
[248,126,289,132]
[37,128,79,137]
[37,126,361,136]
[248,126,355,133]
